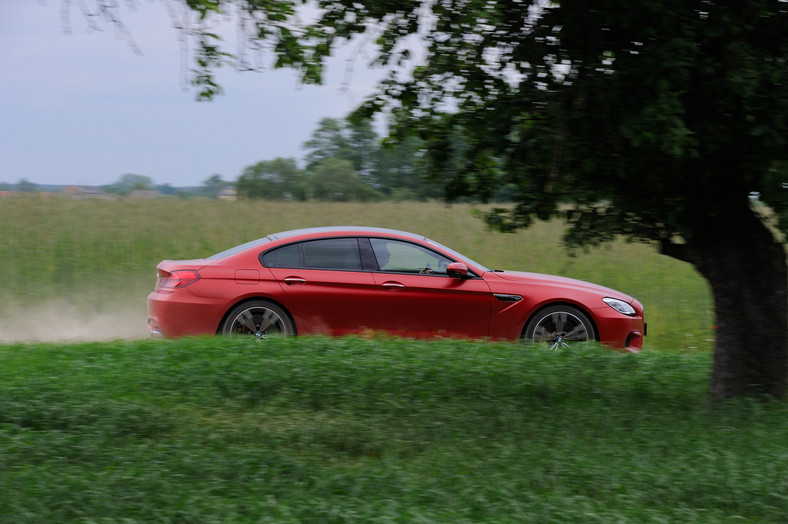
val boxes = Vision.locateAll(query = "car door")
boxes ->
[368,238,492,338]
[263,237,378,336]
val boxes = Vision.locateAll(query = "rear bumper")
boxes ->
[147,291,225,337]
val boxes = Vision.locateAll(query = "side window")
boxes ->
[262,238,361,270]
[370,238,452,275]
[262,243,301,268]
[302,238,361,270]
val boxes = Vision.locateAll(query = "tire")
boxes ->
[523,305,595,350]
[221,300,294,339]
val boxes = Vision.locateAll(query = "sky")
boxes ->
[0,0,385,188]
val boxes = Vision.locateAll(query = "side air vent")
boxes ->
[494,293,522,302]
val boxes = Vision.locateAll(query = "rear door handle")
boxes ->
[283,277,306,285]
[382,282,405,290]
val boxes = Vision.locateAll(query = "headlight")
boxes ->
[603,297,636,316]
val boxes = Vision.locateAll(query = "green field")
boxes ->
[0,196,712,351]
[3,336,788,522]
[3,196,752,522]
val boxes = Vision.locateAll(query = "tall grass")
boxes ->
[0,196,712,350]
[2,337,787,522]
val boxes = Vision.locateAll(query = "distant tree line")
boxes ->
[1,179,39,193]
[3,115,488,202]
[235,117,445,202]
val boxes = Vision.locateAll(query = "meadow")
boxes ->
[0,195,712,350]
[4,196,763,522]
[3,336,788,523]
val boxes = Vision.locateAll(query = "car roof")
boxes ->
[208,226,489,272]
[207,227,427,261]
[267,226,427,241]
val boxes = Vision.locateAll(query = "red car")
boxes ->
[147,226,646,351]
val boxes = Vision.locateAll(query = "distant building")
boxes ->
[217,186,237,201]
[62,186,114,200]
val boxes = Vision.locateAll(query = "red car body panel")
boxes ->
[268,267,378,336]
[484,270,645,347]
[373,272,493,339]
[147,227,646,351]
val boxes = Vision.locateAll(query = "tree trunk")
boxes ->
[663,203,788,401]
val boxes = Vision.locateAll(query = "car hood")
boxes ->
[488,270,636,303]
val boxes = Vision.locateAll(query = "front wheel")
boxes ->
[221,300,294,339]
[523,305,595,350]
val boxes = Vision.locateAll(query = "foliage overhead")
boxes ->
[75,0,787,247]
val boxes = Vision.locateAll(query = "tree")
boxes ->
[311,158,380,202]
[72,1,787,400]
[375,131,442,201]
[303,117,378,181]
[344,117,379,182]
[236,158,307,200]
[16,178,38,193]
[157,183,178,196]
[303,115,439,197]
[201,174,228,199]
[105,173,154,196]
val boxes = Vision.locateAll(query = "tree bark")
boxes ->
[662,203,788,401]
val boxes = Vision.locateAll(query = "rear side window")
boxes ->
[263,238,362,270]
[263,243,301,268]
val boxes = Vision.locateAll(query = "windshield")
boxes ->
[426,239,490,272]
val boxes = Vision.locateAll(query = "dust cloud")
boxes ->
[0,299,149,344]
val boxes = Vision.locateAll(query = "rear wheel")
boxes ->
[523,305,595,350]
[221,300,294,339]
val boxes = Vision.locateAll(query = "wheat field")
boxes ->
[0,196,712,350]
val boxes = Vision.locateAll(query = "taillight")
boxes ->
[157,269,200,291]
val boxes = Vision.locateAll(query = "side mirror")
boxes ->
[447,262,470,278]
